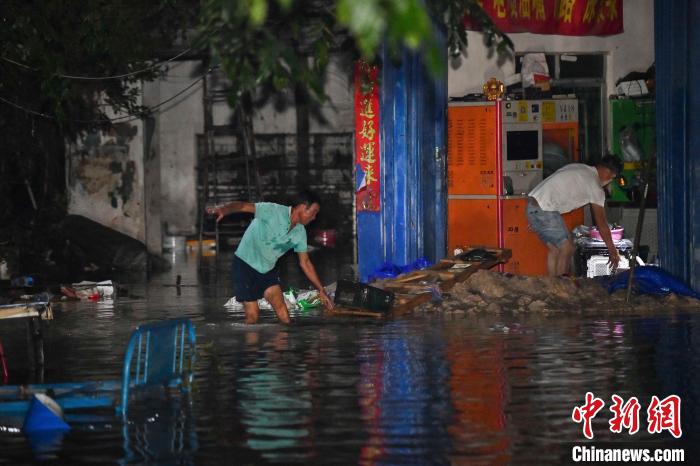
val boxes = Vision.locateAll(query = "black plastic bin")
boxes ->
[334,280,395,312]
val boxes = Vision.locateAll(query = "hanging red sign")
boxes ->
[354,61,381,212]
[465,0,623,36]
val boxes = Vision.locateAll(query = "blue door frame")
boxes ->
[357,36,447,281]
[655,0,700,290]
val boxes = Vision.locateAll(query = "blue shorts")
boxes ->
[232,254,280,302]
[525,201,570,246]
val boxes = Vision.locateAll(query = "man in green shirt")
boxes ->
[208,191,333,324]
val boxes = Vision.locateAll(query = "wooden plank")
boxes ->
[325,306,387,319]
[324,248,511,320]
[0,303,53,321]
[0,307,41,320]
[382,282,439,292]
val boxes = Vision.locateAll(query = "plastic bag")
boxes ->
[521,53,550,88]
[619,127,643,162]
[368,257,432,281]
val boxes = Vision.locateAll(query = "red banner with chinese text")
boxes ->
[465,0,623,36]
[354,61,381,212]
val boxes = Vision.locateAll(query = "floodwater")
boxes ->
[0,247,697,465]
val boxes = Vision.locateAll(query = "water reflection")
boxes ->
[120,398,199,465]
[0,248,698,463]
[445,324,511,465]
[357,321,453,465]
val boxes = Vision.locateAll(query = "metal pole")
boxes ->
[625,160,651,303]
[495,100,504,272]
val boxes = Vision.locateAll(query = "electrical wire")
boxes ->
[0,67,214,124]
[0,47,196,81]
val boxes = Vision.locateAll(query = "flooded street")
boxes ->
[1,247,697,464]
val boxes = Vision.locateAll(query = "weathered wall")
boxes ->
[142,78,163,254]
[448,0,654,98]
[157,61,204,236]
[66,119,145,243]
[66,55,355,245]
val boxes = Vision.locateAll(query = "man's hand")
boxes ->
[319,289,334,310]
[206,202,255,223]
[608,248,621,271]
[206,205,225,223]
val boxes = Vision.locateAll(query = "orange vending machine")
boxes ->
[448,99,582,276]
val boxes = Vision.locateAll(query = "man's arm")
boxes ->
[206,201,255,223]
[297,252,334,309]
[590,203,620,269]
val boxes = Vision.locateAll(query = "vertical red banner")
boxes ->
[354,61,381,212]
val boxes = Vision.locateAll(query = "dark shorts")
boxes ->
[232,255,280,302]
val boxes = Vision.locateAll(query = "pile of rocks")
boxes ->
[421,270,700,316]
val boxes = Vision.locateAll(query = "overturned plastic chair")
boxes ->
[118,318,196,419]
[0,318,196,421]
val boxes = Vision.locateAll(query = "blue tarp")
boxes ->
[607,266,700,299]
[368,257,432,282]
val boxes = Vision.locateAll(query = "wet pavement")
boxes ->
[0,246,698,464]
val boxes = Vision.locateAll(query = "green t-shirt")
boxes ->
[235,202,308,273]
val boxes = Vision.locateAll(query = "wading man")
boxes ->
[208,191,333,324]
[526,155,623,276]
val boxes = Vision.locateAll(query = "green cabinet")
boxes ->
[608,98,656,203]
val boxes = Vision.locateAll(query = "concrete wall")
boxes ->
[66,56,354,244]
[66,117,146,244]
[448,0,654,99]
[156,61,204,236]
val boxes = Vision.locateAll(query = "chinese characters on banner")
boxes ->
[465,0,623,36]
[354,61,381,212]
[572,392,682,439]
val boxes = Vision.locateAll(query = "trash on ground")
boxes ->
[224,286,331,311]
[334,280,395,312]
[10,276,34,287]
[60,280,115,301]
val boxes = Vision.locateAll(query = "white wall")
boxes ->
[448,0,654,98]
[156,61,204,236]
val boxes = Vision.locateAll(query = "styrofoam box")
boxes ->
[586,255,630,278]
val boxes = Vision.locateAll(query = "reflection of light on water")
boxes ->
[95,300,114,318]
[238,367,312,459]
[590,320,626,340]
[2,245,696,463]
[613,322,625,336]
[0,425,21,433]
[592,320,611,338]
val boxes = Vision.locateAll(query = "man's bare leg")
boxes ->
[243,301,260,324]
[555,238,574,276]
[546,243,559,276]
[264,285,291,324]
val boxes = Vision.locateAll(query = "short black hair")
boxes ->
[597,155,623,176]
[293,190,321,207]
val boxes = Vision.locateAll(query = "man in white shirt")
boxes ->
[526,155,623,276]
